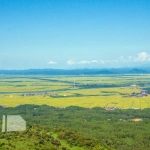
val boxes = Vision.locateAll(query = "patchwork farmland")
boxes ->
[0,75,150,109]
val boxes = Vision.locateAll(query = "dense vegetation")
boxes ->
[0,124,105,150]
[1,105,150,150]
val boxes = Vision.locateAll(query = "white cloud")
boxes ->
[117,52,150,63]
[48,61,57,64]
[66,52,150,67]
[91,60,98,63]
[119,56,132,63]
[77,60,99,64]
[67,59,76,65]
[99,60,105,64]
[78,60,91,64]
[137,52,150,62]
[67,59,97,65]
[126,52,150,62]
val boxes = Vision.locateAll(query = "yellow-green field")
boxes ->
[0,75,150,109]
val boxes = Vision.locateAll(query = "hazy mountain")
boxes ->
[128,68,148,74]
[0,67,150,75]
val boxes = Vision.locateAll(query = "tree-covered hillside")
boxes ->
[1,105,150,150]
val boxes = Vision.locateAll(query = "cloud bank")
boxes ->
[118,52,150,63]
[66,52,150,66]
[67,59,102,65]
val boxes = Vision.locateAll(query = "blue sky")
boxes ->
[0,0,150,69]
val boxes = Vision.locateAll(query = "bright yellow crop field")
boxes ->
[0,93,150,109]
[0,75,150,109]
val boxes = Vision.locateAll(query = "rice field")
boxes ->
[0,75,150,109]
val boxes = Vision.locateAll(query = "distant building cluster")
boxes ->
[131,90,148,97]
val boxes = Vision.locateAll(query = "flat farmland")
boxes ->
[0,75,150,109]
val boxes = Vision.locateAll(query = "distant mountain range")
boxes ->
[0,67,150,75]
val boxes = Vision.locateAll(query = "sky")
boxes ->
[0,0,150,69]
